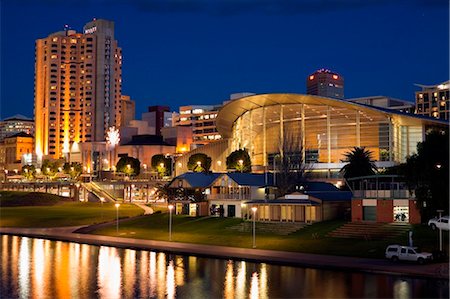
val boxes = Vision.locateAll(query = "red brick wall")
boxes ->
[377,199,393,223]
[351,200,363,222]
[409,200,421,224]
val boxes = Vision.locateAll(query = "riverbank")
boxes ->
[0,226,448,280]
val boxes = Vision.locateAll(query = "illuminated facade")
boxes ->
[306,69,344,99]
[0,114,34,141]
[0,132,33,172]
[34,19,122,160]
[174,93,446,177]
[415,81,449,120]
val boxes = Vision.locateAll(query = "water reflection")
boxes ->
[0,235,448,299]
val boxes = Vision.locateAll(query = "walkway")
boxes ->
[133,202,153,215]
[0,226,447,280]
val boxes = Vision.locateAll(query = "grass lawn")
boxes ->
[0,191,71,206]
[0,201,144,228]
[91,213,449,259]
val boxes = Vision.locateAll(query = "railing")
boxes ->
[352,189,413,199]
[207,194,251,200]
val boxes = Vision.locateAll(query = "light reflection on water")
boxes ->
[0,235,448,298]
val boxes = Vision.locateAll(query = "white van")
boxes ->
[385,245,433,264]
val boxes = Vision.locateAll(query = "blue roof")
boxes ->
[301,182,339,192]
[227,172,274,186]
[174,172,221,188]
[301,181,352,201]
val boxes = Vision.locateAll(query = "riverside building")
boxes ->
[34,19,123,160]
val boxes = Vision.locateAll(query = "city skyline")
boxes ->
[1,0,449,119]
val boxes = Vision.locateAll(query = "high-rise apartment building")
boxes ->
[306,69,344,99]
[415,81,449,120]
[34,19,122,159]
[0,115,34,141]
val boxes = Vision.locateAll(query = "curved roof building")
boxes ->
[175,93,446,177]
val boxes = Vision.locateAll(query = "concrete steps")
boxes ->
[227,221,308,235]
[327,222,411,240]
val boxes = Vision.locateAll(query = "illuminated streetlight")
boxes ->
[251,206,257,248]
[437,209,444,251]
[100,197,105,221]
[115,203,120,233]
[168,204,174,241]
[238,159,244,173]
[196,161,202,172]
[436,163,442,169]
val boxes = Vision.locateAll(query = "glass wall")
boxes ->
[232,103,401,167]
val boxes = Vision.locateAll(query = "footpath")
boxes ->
[0,226,448,280]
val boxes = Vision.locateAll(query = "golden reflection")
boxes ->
[175,257,184,286]
[79,244,91,293]
[166,260,175,299]
[69,242,81,298]
[224,260,234,299]
[123,249,136,298]
[149,252,157,297]
[98,246,122,299]
[188,256,197,277]
[235,261,246,299]
[139,251,149,298]
[394,280,411,299]
[18,237,30,299]
[32,238,45,299]
[2,236,9,284]
[157,252,166,298]
[54,241,71,299]
[259,263,268,299]
[11,235,19,289]
[249,272,259,299]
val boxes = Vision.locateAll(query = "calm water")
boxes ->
[0,235,448,299]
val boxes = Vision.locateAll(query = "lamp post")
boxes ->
[100,197,105,221]
[437,209,444,251]
[238,159,244,173]
[168,204,174,241]
[127,164,131,180]
[160,162,165,179]
[251,206,257,248]
[115,203,120,233]
[196,161,202,172]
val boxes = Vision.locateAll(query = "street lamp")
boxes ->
[168,204,174,241]
[100,197,105,221]
[238,159,244,173]
[196,161,202,172]
[437,209,444,251]
[127,164,131,180]
[251,206,257,248]
[115,203,120,233]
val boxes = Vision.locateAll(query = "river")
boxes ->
[1,235,448,298]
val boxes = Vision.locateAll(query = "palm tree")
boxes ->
[340,147,377,179]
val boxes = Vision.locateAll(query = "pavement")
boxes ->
[0,226,448,280]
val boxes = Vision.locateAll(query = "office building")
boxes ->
[0,132,34,172]
[120,95,135,127]
[34,19,122,160]
[0,115,34,141]
[306,69,344,99]
[346,96,415,113]
[142,105,172,136]
[415,81,449,120]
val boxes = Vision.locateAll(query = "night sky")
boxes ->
[1,0,448,119]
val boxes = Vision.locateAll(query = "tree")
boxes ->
[187,153,211,172]
[151,154,172,177]
[340,147,377,179]
[226,149,251,172]
[41,159,63,177]
[116,156,141,177]
[394,130,449,220]
[63,162,82,179]
[22,165,36,180]
[274,130,311,197]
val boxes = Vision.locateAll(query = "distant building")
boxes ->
[346,96,415,113]
[175,104,222,148]
[142,106,172,136]
[415,81,449,120]
[34,19,123,159]
[0,115,34,141]
[120,95,136,127]
[160,125,193,154]
[0,132,34,172]
[306,69,344,99]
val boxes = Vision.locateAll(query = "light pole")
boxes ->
[127,164,131,180]
[100,197,104,221]
[251,206,257,248]
[168,204,174,241]
[115,203,120,233]
[196,161,202,172]
[160,162,165,179]
[238,159,244,173]
[437,209,444,251]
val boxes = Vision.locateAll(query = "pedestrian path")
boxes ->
[133,202,153,215]
[0,226,447,279]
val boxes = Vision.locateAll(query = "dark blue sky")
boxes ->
[1,0,448,119]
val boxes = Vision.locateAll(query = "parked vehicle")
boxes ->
[385,245,433,264]
[428,216,450,231]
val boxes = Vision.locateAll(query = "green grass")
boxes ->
[0,191,70,207]
[92,214,449,258]
[0,202,143,227]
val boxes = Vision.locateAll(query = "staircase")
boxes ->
[227,221,308,235]
[327,222,411,240]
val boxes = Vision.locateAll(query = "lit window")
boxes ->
[51,55,57,59]
[332,74,339,80]
[309,75,314,80]
[71,39,77,44]
[50,86,57,90]
[52,37,58,42]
